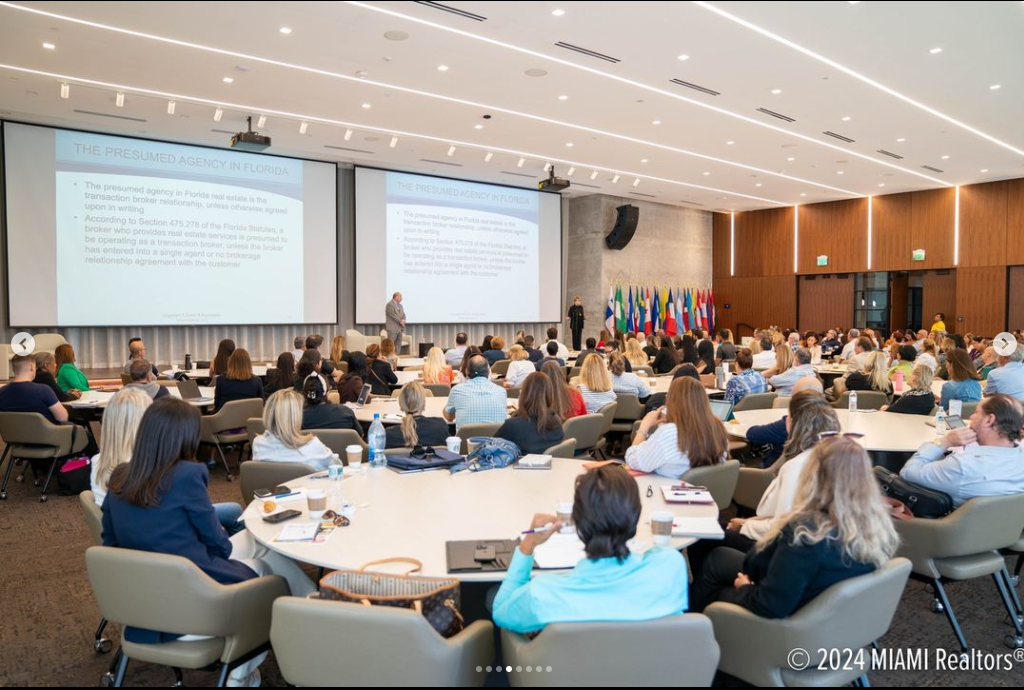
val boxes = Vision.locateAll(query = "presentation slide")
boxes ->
[355,168,561,324]
[3,123,338,327]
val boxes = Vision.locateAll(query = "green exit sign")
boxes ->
[816,255,828,267]
[912,249,926,261]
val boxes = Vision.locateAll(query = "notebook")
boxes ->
[671,517,725,540]
[274,522,321,543]
[661,485,716,505]
[515,454,553,470]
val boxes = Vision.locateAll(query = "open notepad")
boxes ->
[274,522,320,543]
[671,517,725,540]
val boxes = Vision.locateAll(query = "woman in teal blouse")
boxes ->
[55,343,90,393]
[492,465,689,635]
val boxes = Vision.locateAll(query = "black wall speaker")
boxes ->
[605,204,639,250]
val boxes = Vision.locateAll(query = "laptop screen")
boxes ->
[708,398,734,421]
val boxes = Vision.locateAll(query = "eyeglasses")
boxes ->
[320,510,350,527]
[411,445,437,459]
[816,430,866,442]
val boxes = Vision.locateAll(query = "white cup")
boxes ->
[446,436,462,454]
[307,489,327,519]
[651,511,674,546]
[346,444,363,471]
[556,501,574,534]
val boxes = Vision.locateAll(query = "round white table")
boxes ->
[729,408,939,453]
[347,396,518,424]
[242,461,718,582]
[162,365,269,378]
[66,385,216,409]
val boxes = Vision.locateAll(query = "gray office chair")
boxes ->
[681,459,741,512]
[239,461,316,507]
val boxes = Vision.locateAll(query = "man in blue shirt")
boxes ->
[492,465,688,634]
[769,348,817,397]
[984,345,1024,402]
[442,356,507,430]
[445,332,469,367]
[724,348,768,405]
[0,355,70,424]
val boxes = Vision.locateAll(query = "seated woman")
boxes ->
[804,332,822,365]
[263,352,296,397]
[888,344,917,381]
[690,436,899,618]
[55,343,91,393]
[33,351,80,401]
[576,353,617,414]
[301,376,362,433]
[379,337,400,371]
[760,344,793,380]
[625,338,650,369]
[422,346,454,385]
[504,345,536,389]
[609,351,651,398]
[652,337,681,375]
[939,348,982,411]
[213,348,264,412]
[101,397,314,686]
[209,338,236,378]
[495,372,565,454]
[385,381,451,449]
[252,390,334,471]
[626,376,728,477]
[492,465,689,634]
[542,360,587,420]
[483,335,508,367]
[337,352,366,403]
[686,392,839,578]
[294,349,331,394]
[917,340,939,372]
[365,343,398,396]
[329,334,351,370]
[696,339,716,374]
[460,346,483,380]
[843,351,893,399]
[884,365,936,415]
[680,335,699,367]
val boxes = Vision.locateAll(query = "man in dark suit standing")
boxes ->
[385,292,406,353]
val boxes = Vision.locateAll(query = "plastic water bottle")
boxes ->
[934,408,946,437]
[368,414,387,469]
[848,390,858,413]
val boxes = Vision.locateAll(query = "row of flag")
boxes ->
[604,284,716,337]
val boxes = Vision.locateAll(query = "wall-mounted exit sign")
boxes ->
[912,249,926,261]
[816,255,828,267]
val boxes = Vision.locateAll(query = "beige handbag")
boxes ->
[318,558,464,637]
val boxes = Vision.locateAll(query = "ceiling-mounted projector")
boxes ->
[538,167,570,192]
[231,116,271,152]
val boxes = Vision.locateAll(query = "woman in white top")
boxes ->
[804,332,823,365]
[252,390,335,471]
[90,387,152,506]
[608,351,650,398]
[625,377,728,478]
[504,344,536,388]
[916,339,939,372]
[575,353,617,414]
[624,338,650,369]
[730,392,839,542]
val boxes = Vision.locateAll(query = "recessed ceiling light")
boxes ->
[800,193,807,197]
[981,168,989,172]
[447,145,456,157]
[299,120,308,134]
[896,137,906,142]
[437,64,449,72]
[484,151,493,162]
[557,94,569,101]
[703,171,711,176]
[222,77,234,83]
[652,119,661,125]
[633,178,640,188]
[543,162,552,172]
[567,166,575,176]
[990,84,1002,90]
[517,157,526,168]
[42,42,55,50]
[565,142,574,147]
[213,107,223,122]
[474,124,483,130]
[929,47,943,54]
[612,174,620,184]
[787,156,796,161]
[837,170,845,175]
[755,183,763,187]
[60,82,69,99]
[879,183,887,187]
[115,92,125,108]
[941,155,950,159]
[361,103,371,109]
[279,27,292,35]
[841,116,851,121]
[770,88,782,95]
[166,100,175,114]
[677,54,690,61]
[590,170,599,180]
[551,9,565,16]
[343,128,353,141]
[390,136,398,148]
[726,140,735,145]
[641,158,648,163]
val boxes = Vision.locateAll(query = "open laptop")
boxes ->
[177,379,213,404]
[708,398,734,422]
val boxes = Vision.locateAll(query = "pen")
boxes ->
[521,523,555,535]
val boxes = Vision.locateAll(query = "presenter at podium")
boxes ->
[566,295,585,351]
[385,292,406,353]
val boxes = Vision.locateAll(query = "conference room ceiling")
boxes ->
[0,1,1021,212]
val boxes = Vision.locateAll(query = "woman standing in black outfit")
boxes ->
[566,295,585,352]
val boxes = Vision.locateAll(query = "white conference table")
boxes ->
[729,408,938,453]
[242,460,717,582]
[161,365,269,378]
[66,385,216,409]
[347,396,518,424]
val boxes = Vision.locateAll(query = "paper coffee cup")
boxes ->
[651,511,674,546]
[446,436,462,454]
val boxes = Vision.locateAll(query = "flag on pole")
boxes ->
[682,288,690,331]
[604,284,615,335]
[627,286,635,334]
[707,289,716,333]
[693,289,703,331]
[639,288,648,335]
[665,289,676,336]
[615,284,627,335]
[676,290,684,336]
[652,288,661,333]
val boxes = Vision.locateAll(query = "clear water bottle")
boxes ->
[368,413,387,469]
[848,390,858,413]
[934,407,946,437]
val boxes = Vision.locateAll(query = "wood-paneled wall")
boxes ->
[798,275,854,332]
[712,276,796,338]
[712,175,1024,336]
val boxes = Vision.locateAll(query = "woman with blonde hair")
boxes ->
[504,344,536,388]
[692,436,899,617]
[626,376,728,477]
[843,350,893,399]
[422,346,454,385]
[760,344,793,379]
[625,338,649,368]
[379,337,400,370]
[385,381,449,449]
[883,364,935,415]
[576,353,616,413]
[252,390,334,470]
[91,387,152,505]
[329,334,350,368]
[917,339,939,372]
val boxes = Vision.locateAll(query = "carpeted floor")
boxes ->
[1,459,1022,687]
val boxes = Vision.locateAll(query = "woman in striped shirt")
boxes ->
[609,351,651,399]
[576,353,617,414]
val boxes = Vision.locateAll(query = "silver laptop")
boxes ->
[177,379,213,404]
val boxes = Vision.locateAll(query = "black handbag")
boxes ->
[873,466,954,519]
[57,456,92,496]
